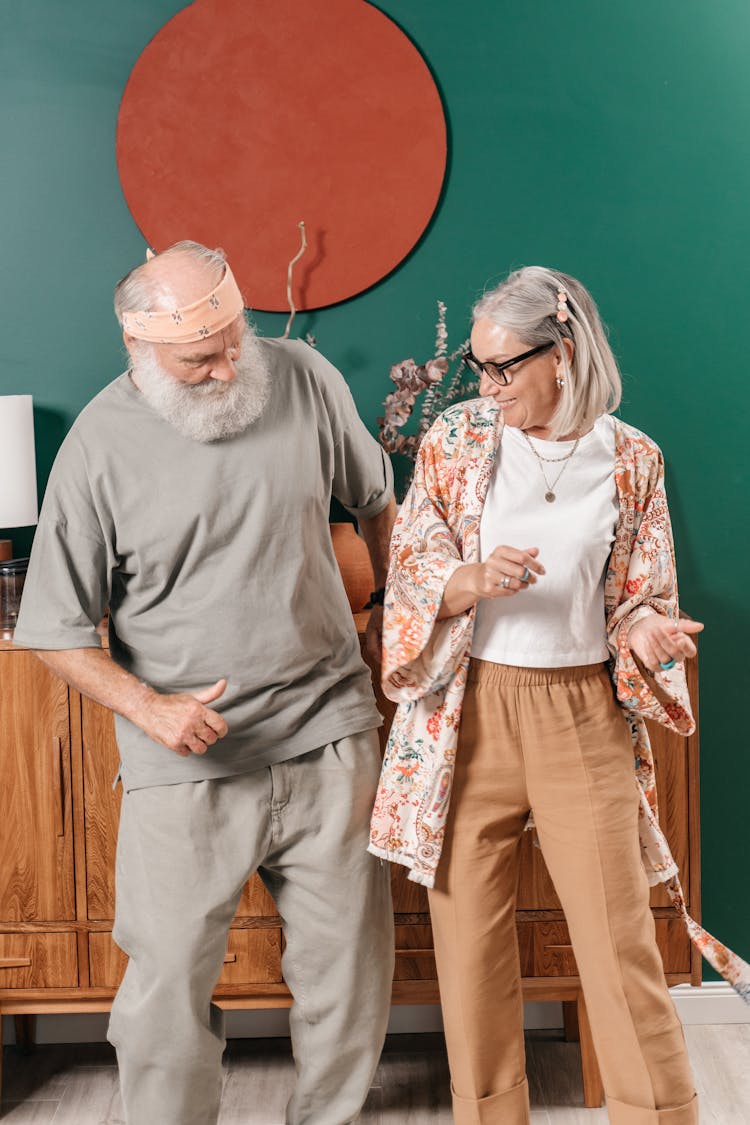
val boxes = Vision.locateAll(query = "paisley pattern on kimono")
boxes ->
[369,396,750,1003]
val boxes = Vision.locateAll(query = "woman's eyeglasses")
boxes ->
[463,342,554,387]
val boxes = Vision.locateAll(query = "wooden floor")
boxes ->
[1,1026,749,1122]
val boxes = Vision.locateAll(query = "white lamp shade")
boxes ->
[0,395,39,528]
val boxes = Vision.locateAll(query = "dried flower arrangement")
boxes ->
[377,302,477,470]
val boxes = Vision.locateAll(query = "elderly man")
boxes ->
[13,241,396,1125]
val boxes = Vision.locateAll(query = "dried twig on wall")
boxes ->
[283,221,308,340]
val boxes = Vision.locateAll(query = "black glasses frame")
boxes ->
[463,341,554,387]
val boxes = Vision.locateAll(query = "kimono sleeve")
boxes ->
[381,423,472,702]
[607,445,694,734]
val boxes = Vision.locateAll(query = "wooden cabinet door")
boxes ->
[80,696,282,923]
[81,695,122,919]
[0,651,75,920]
[645,719,690,908]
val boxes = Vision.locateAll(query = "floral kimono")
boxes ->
[369,396,749,1003]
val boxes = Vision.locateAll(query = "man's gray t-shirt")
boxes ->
[14,338,393,790]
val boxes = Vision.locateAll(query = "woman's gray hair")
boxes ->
[473,266,621,439]
[113,240,227,326]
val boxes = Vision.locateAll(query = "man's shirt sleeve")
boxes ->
[309,346,394,520]
[12,431,112,651]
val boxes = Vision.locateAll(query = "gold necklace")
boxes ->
[521,430,581,502]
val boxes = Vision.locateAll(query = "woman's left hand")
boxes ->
[628,614,704,673]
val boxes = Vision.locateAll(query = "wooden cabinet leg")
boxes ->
[562,999,580,1042]
[577,990,604,1108]
[14,1014,37,1052]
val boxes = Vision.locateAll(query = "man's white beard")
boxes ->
[131,325,271,442]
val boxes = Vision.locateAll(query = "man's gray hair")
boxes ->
[113,240,227,326]
[473,266,622,439]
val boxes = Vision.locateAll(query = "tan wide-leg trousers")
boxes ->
[428,660,698,1125]
[108,730,394,1125]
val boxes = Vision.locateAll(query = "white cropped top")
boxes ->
[471,414,618,668]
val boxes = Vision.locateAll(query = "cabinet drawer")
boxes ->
[394,924,436,981]
[88,932,127,989]
[0,932,78,988]
[89,929,283,990]
[531,922,579,977]
[521,917,691,978]
[217,929,283,986]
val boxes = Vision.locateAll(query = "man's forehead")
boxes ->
[146,253,217,303]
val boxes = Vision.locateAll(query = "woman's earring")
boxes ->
[556,375,565,389]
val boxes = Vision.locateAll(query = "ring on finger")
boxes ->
[659,658,676,670]
[500,575,512,589]
[520,566,530,583]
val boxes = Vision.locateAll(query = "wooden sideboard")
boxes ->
[0,616,701,1107]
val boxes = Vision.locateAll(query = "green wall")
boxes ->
[2,2,748,976]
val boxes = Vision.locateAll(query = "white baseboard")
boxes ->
[669,982,749,1024]
[2,985,745,1046]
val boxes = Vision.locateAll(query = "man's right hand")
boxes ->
[33,649,231,760]
[140,678,229,757]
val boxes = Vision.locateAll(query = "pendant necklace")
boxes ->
[520,430,581,502]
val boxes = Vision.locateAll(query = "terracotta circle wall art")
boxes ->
[116,0,447,311]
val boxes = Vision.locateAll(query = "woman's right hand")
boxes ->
[437,546,544,619]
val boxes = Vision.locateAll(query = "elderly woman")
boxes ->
[370,267,748,1125]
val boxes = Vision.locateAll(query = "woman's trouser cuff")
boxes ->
[607,1092,699,1125]
[451,1076,530,1125]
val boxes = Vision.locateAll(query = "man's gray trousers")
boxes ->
[107,730,394,1125]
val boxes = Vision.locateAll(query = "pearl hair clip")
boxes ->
[556,288,569,323]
